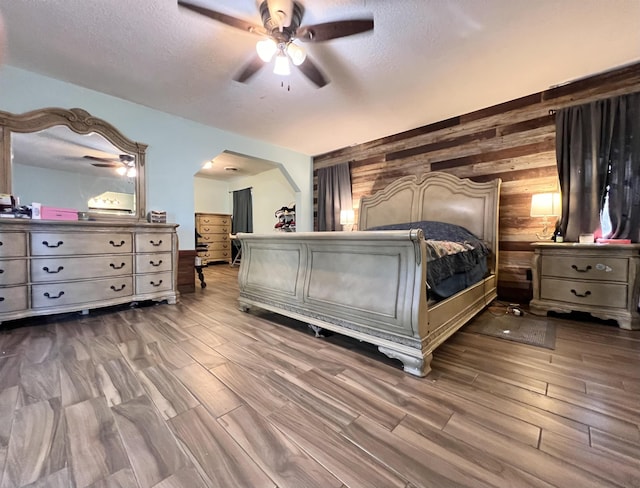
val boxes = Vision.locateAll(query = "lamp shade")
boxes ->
[273,53,291,76]
[256,38,277,62]
[286,42,306,66]
[530,192,561,217]
[340,209,355,226]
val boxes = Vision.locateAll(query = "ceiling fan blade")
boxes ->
[296,56,329,88]
[83,155,119,163]
[178,1,266,36]
[233,54,266,83]
[295,19,373,42]
[90,163,120,168]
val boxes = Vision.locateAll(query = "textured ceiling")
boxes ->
[0,0,639,156]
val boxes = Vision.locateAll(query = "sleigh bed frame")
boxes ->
[237,172,501,376]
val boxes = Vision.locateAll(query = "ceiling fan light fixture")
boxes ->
[126,167,137,178]
[256,38,277,62]
[273,52,291,76]
[286,42,306,66]
[116,166,127,176]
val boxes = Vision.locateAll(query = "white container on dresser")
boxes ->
[195,213,232,264]
[530,242,640,330]
[0,220,179,324]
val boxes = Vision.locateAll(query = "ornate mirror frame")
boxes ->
[0,107,147,221]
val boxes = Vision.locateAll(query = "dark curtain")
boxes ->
[232,188,253,234]
[556,92,640,242]
[317,162,353,231]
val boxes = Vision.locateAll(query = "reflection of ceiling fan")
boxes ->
[178,0,374,88]
[83,154,137,176]
[83,154,134,168]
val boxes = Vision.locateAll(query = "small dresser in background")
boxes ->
[195,213,232,264]
[530,242,640,330]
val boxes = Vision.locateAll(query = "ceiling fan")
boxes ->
[178,0,374,88]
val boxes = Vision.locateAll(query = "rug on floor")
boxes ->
[464,312,556,349]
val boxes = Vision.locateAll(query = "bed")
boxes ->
[237,172,501,376]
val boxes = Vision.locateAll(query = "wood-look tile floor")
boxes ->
[1,265,639,487]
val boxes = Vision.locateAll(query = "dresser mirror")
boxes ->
[0,107,147,221]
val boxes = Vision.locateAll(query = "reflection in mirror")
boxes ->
[12,126,137,215]
[0,107,147,221]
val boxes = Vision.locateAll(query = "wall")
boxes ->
[313,63,640,302]
[0,66,313,248]
[193,176,230,214]
[229,168,297,234]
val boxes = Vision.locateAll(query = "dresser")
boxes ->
[0,220,179,324]
[530,242,640,330]
[195,213,232,264]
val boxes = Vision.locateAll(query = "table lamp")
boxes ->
[530,192,561,240]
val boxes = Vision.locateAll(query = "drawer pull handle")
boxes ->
[0,297,4,302]
[110,262,126,270]
[150,260,163,267]
[43,266,64,274]
[110,240,126,247]
[150,240,163,247]
[570,289,592,298]
[42,240,63,248]
[44,291,65,299]
[0,269,3,274]
[150,280,163,287]
[0,241,3,246]
[110,284,126,292]
[571,264,592,273]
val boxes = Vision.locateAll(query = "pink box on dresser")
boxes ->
[40,206,78,221]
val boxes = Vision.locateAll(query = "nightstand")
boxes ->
[530,242,640,330]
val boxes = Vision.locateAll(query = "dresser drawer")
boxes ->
[198,233,230,243]
[198,225,231,234]
[135,233,173,253]
[0,286,28,313]
[541,255,628,283]
[31,232,132,255]
[201,241,231,252]
[135,271,173,294]
[31,256,133,282]
[197,215,230,226]
[135,253,172,273]
[32,277,133,308]
[540,278,627,309]
[0,259,28,285]
[206,250,231,261]
[0,232,27,257]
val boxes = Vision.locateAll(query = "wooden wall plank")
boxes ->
[313,63,640,300]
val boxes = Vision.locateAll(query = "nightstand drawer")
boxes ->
[540,278,627,309]
[541,255,628,283]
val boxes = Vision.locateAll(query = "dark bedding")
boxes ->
[367,221,490,298]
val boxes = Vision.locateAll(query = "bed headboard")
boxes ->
[358,172,501,273]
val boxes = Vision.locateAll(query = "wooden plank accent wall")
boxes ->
[313,63,640,303]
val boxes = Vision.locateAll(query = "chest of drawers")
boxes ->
[530,243,640,330]
[0,220,179,324]
[195,213,232,264]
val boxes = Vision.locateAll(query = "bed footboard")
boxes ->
[237,231,432,375]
